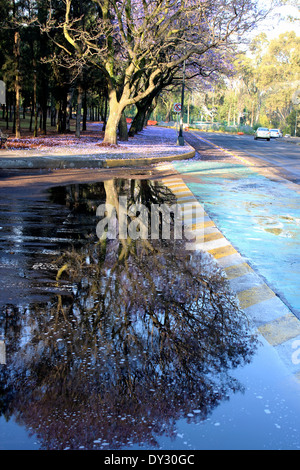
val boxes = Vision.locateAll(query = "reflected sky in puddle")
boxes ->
[174,160,300,317]
[0,173,300,450]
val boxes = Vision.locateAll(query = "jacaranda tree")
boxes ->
[41,0,271,144]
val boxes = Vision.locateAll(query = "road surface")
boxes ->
[184,131,300,185]
[174,131,300,318]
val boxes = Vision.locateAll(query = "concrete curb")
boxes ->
[157,161,300,384]
[103,148,195,168]
[0,147,195,169]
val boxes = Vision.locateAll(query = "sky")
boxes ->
[252,3,300,39]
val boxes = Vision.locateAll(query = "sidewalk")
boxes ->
[0,126,195,169]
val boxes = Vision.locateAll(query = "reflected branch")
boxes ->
[0,177,258,450]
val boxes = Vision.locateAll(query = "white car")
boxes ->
[254,127,270,141]
[270,129,282,138]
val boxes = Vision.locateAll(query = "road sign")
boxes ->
[173,102,181,113]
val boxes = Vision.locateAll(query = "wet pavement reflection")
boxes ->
[173,160,300,318]
[0,172,258,450]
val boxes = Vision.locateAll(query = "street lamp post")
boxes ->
[177,59,186,146]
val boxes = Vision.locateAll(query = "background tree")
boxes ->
[42,0,270,144]
[3,0,295,141]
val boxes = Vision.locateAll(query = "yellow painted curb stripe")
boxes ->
[176,197,200,204]
[165,183,188,188]
[237,284,275,310]
[258,313,300,346]
[208,244,237,259]
[183,212,205,221]
[161,179,182,184]
[204,231,224,242]
[203,220,215,229]
[172,189,194,196]
[179,220,215,231]
[192,220,215,230]
[225,262,253,280]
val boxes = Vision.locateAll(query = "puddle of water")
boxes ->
[0,173,300,450]
[174,160,300,317]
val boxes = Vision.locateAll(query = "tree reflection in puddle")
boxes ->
[0,178,257,450]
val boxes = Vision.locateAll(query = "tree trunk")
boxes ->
[82,89,87,131]
[103,113,119,144]
[51,101,57,127]
[102,94,108,131]
[33,62,38,137]
[251,101,254,127]
[103,98,124,145]
[61,93,67,132]
[12,103,15,134]
[14,31,21,138]
[76,83,83,138]
[227,104,231,126]
[29,101,34,132]
[5,101,9,130]
[42,106,47,135]
[144,95,158,126]
[103,75,160,144]
[118,112,128,141]
[165,102,173,122]
[66,89,73,133]
[128,105,146,137]
[144,107,152,127]
[56,104,61,133]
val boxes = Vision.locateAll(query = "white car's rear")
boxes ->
[254,128,270,141]
[270,129,282,138]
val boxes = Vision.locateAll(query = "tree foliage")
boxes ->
[0,0,279,142]
[227,31,300,133]
[159,30,299,134]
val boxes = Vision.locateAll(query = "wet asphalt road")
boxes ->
[175,131,300,318]
[185,131,300,185]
